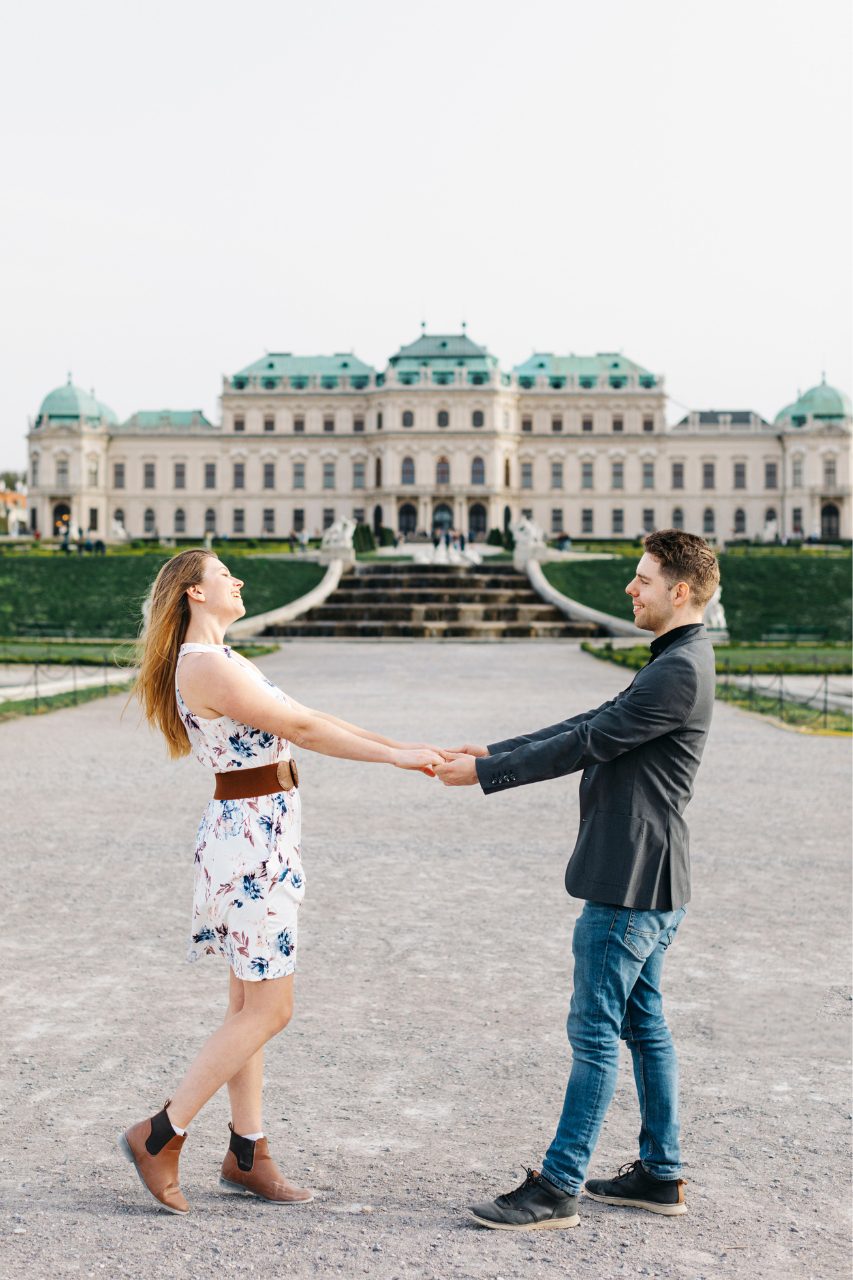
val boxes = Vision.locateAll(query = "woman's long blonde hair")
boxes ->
[135,547,216,757]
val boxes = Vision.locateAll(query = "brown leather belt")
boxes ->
[214,759,299,800]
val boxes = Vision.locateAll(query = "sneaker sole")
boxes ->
[117,1133,189,1216]
[469,1211,580,1231]
[218,1176,315,1204]
[583,1189,686,1216]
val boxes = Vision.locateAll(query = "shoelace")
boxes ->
[501,1168,540,1205]
[614,1160,643,1182]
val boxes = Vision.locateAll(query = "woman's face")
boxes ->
[190,557,246,621]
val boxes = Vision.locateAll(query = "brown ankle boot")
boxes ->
[119,1102,189,1214]
[219,1125,313,1203]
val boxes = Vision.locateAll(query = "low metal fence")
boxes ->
[0,660,132,714]
[716,661,851,730]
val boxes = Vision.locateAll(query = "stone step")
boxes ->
[271,619,596,639]
[345,574,527,591]
[301,603,568,623]
[327,589,544,606]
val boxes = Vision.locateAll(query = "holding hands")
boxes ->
[389,742,487,786]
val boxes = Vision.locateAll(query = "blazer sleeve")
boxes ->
[486,694,623,756]
[476,662,698,794]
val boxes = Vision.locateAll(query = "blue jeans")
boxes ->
[541,900,686,1195]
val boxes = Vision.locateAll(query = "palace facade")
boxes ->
[26,332,851,543]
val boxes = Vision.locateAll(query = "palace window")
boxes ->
[824,457,837,488]
[375,457,382,486]
[204,463,216,489]
[322,462,336,490]
[612,416,623,433]
[354,417,365,434]
[551,461,563,489]
[144,508,155,534]
[353,461,366,489]
[263,508,275,534]
[401,457,415,485]
[703,507,715,535]
[792,507,803,534]
[174,508,186,535]
[672,507,684,530]
[293,508,305,532]
[702,462,715,489]
[471,457,485,486]
[551,509,564,533]
[233,463,245,489]
[353,508,366,524]
[233,508,245,534]
[792,456,804,488]
[764,461,778,490]
[323,417,335,434]
[143,462,155,489]
[88,461,99,486]
[472,410,484,428]
[438,410,449,428]
[642,508,655,533]
[204,508,216,533]
[734,461,746,489]
[234,416,245,433]
[582,416,593,433]
[521,417,532,433]
[612,508,624,534]
[581,461,594,489]
[88,508,98,532]
[734,508,746,535]
[436,457,450,485]
[643,417,654,433]
[31,457,39,486]
[582,508,593,534]
[611,461,624,489]
[113,462,125,489]
[113,508,124,529]
[174,462,186,489]
[293,462,305,489]
[264,415,275,433]
[263,462,275,490]
[551,416,563,434]
[293,416,305,434]
[402,410,414,428]
[323,508,335,529]
[642,462,655,490]
[671,461,684,490]
[521,462,533,490]
[376,411,383,430]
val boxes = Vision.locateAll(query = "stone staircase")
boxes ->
[266,562,604,640]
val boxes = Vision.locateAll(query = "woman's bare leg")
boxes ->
[166,972,293,1129]
[224,971,265,1135]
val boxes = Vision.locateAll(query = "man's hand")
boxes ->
[444,743,488,758]
[434,752,479,787]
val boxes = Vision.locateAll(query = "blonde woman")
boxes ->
[121,548,441,1214]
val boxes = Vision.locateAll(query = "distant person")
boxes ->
[124,548,441,1215]
[436,531,720,1231]
[459,531,466,551]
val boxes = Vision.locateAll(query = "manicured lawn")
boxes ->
[0,639,277,666]
[0,556,325,638]
[544,554,853,642]
[582,641,852,675]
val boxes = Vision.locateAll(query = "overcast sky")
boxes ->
[2,0,850,470]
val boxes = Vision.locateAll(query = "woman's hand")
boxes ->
[444,742,488,758]
[391,747,445,776]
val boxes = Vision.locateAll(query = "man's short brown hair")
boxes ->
[643,530,720,608]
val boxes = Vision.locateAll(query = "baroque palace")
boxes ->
[27,331,851,543]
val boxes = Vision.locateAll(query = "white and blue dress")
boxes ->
[175,642,305,981]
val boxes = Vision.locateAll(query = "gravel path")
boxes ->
[3,641,850,1280]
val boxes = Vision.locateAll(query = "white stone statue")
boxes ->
[319,517,356,564]
[110,514,130,541]
[703,585,729,641]
[511,514,548,568]
[760,514,779,544]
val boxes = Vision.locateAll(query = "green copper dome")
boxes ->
[775,378,851,426]
[36,378,117,427]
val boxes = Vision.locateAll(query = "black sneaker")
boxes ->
[470,1168,580,1231]
[584,1160,686,1216]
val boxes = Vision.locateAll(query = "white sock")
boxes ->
[238,1130,264,1141]
[165,1109,186,1136]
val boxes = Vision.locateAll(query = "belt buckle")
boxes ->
[276,759,298,790]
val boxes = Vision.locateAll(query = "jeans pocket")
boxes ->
[623,909,662,962]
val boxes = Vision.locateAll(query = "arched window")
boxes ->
[504,458,511,488]
[375,457,383,487]
[703,507,715,535]
[144,508,156,535]
[672,507,684,530]
[401,457,415,485]
[174,507,186,534]
[402,410,414,428]
[437,410,449,428]
[398,503,417,535]
[471,457,485,485]
[436,457,450,485]
[31,456,39,486]
[472,410,484,428]
[469,503,487,538]
[765,507,777,525]
[204,507,216,533]
[113,508,125,529]
[734,508,746,534]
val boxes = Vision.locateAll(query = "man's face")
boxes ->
[625,552,679,633]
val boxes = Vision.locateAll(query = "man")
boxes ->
[436,530,719,1231]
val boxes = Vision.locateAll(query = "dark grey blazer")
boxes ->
[475,627,716,910]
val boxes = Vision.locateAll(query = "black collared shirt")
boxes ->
[648,622,705,662]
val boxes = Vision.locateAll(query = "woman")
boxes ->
[120,548,441,1214]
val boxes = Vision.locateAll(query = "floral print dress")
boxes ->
[175,643,305,981]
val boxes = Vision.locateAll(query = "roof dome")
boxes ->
[36,378,117,427]
[775,377,851,426]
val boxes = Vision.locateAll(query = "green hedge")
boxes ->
[0,556,325,638]
[582,641,852,676]
[543,554,853,643]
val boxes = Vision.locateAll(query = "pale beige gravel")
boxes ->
[2,640,851,1280]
